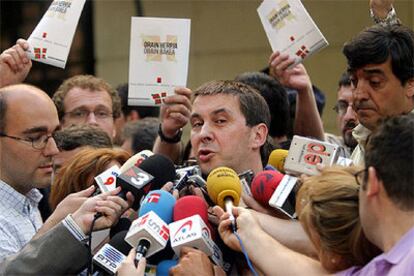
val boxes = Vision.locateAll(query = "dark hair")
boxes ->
[53,124,113,151]
[343,24,414,86]
[365,114,414,210]
[128,117,159,154]
[193,80,272,166]
[116,83,160,118]
[338,71,352,88]
[235,72,290,138]
[53,75,122,120]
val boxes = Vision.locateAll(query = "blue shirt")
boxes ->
[0,180,43,262]
[337,226,414,276]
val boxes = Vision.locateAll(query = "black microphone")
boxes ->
[117,154,176,210]
[92,231,132,275]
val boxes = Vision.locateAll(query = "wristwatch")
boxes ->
[370,6,399,26]
[158,123,182,143]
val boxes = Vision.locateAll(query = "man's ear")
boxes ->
[366,166,380,197]
[251,123,268,149]
[406,78,414,98]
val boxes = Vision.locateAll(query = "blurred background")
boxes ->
[1,0,413,134]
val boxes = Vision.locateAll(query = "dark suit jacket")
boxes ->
[0,223,88,275]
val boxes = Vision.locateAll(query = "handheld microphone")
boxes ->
[117,154,176,210]
[267,149,288,173]
[119,150,153,173]
[125,190,176,265]
[206,167,241,224]
[169,196,224,267]
[156,260,178,276]
[94,165,121,193]
[251,170,284,206]
[283,135,340,176]
[92,230,131,275]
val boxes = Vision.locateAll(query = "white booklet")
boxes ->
[128,17,191,106]
[257,0,328,66]
[27,0,86,68]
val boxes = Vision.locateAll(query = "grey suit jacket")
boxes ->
[0,223,89,275]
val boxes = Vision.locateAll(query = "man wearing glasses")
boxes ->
[0,84,60,260]
[326,72,359,158]
[52,75,122,140]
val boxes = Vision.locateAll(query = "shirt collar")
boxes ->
[0,179,43,214]
[382,226,414,265]
[352,124,371,147]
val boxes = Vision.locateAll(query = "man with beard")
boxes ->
[326,72,359,158]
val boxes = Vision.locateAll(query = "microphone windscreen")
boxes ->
[206,167,241,208]
[110,217,132,239]
[251,170,284,205]
[156,259,178,276]
[138,154,176,191]
[139,189,176,223]
[108,230,132,255]
[268,149,289,173]
[173,195,209,225]
[120,150,153,173]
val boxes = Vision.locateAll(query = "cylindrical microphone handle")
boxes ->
[135,239,151,266]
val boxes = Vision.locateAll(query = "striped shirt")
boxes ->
[0,180,43,262]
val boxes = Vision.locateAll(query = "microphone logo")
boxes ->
[145,192,161,203]
[173,220,193,238]
[160,225,169,241]
[201,226,211,239]
[138,213,150,226]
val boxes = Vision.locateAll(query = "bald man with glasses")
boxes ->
[0,84,131,265]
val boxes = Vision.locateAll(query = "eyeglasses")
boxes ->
[0,132,56,150]
[64,109,113,121]
[354,168,368,186]
[333,101,353,116]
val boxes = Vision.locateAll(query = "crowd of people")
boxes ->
[0,0,413,275]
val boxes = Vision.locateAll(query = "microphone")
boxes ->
[117,154,176,210]
[156,260,178,276]
[206,167,241,224]
[94,165,121,194]
[125,190,176,265]
[92,230,131,275]
[173,195,215,240]
[119,150,153,173]
[169,196,224,268]
[250,170,284,206]
[282,135,340,176]
[267,149,288,173]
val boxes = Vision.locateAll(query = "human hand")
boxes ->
[169,247,214,276]
[0,39,32,87]
[72,186,133,234]
[214,206,262,252]
[159,87,192,138]
[116,249,146,276]
[268,51,312,92]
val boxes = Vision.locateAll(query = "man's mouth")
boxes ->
[198,149,215,162]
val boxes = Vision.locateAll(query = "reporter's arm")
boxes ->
[217,207,326,276]
[269,51,324,140]
[252,209,318,258]
[0,222,89,275]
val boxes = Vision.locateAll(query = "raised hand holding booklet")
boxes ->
[257,0,328,66]
[27,0,86,69]
[128,17,191,106]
